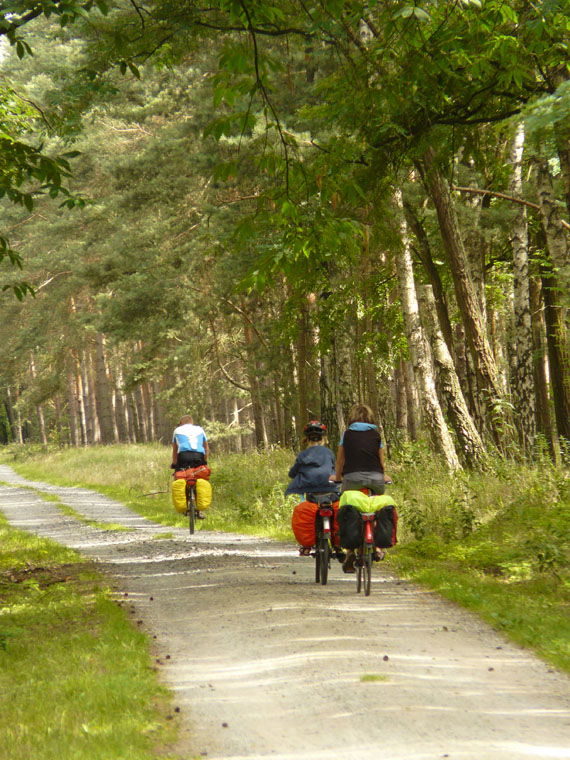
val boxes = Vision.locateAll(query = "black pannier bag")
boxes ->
[337,504,363,550]
[374,505,398,548]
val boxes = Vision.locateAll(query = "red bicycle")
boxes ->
[309,492,341,585]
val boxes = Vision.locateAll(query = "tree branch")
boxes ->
[452,185,570,231]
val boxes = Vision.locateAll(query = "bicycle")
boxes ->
[343,479,393,597]
[308,492,342,585]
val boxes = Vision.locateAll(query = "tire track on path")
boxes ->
[1,464,569,760]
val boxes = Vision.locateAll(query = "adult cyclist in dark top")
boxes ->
[334,403,391,494]
[335,403,392,572]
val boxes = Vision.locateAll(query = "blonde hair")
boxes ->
[347,404,376,426]
[179,414,194,424]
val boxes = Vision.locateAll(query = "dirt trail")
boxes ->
[1,464,569,760]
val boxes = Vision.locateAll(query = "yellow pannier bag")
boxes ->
[339,490,371,512]
[195,478,212,510]
[171,478,187,514]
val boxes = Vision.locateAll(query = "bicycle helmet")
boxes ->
[303,420,327,438]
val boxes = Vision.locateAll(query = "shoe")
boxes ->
[298,547,312,556]
[342,551,356,574]
[374,549,386,561]
[334,550,346,563]
[196,510,206,520]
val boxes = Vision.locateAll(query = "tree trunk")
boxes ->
[243,318,268,447]
[393,360,408,439]
[530,277,557,456]
[395,191,461,470]
[6,387,22,444]
[66,361,81,447]
[418,284,486,466]
[419,147,507,445]
[510,123,536,453]
[320,351,339,446]
[540,264,570,441]
[134,385,149,442]
[29,354,48,445]
[403,198,454,357]
[535,158,570,307]
[404,360,419,441]
[535,161,570,441]
[95,333,117,444]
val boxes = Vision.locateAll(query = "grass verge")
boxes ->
[0,512,178,760]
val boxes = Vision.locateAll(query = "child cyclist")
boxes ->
[287,421,340,556]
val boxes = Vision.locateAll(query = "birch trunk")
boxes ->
[510,124,536,452]
[403,199,454,356]
[395,191,461,470]
[418,285,486,466]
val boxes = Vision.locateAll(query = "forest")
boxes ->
[0,0,569,468]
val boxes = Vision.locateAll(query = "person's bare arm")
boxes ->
[335,446,345,482]
[171,441,178,466]
[379,447,391,482]
[204,440,210,459]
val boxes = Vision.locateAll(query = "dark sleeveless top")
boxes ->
[342,427,383,475]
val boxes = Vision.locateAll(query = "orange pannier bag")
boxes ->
[291,500,340,549]
[174,465,211,481]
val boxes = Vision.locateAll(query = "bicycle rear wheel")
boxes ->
[318,537,330,586]
[363,547,373,596]
[186,484,196,535]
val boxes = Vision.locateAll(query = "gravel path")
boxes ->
[1,464,569,760]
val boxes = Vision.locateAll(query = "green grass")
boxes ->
[0,513,177,760]
[360,673,389,682]
[1,442,569,674]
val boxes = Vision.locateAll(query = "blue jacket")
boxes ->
[285,445,338,496]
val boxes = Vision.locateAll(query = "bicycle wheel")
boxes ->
[356,549,363,593]
[364,546,373,596]
[319,537,330,586]
[315,531,321,583]
[186,484,196,535]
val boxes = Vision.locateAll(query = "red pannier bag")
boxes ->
[291,500,340,549]
[174,465,211,482]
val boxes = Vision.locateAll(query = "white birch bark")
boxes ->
[394,191,461,470]
[510,123,536,452]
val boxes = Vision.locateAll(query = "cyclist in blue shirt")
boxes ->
[171,415,209,470]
